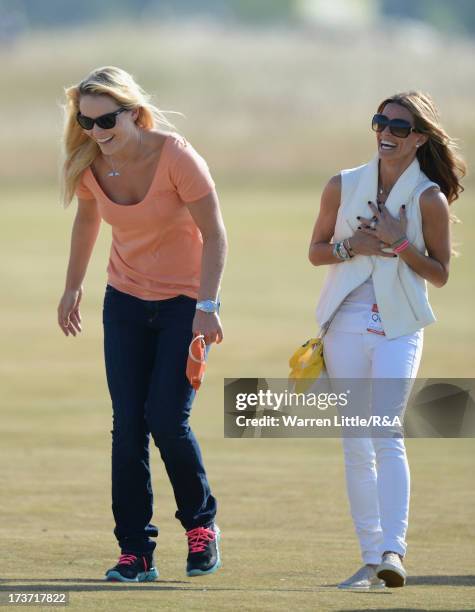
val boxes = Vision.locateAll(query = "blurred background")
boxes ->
[1,2,474,610]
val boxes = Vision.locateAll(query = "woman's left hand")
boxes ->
[358,201,408,246]
[192,311,224,345]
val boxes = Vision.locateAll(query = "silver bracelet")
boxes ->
[343,238,355,258]
[333,241,351,261]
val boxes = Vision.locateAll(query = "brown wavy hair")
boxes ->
[377,91,466,204]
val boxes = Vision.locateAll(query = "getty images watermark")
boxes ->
[224,378,475,438]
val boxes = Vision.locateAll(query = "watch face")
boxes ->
[197,300,218,313]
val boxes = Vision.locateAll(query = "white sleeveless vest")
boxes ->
[315,156,437,339]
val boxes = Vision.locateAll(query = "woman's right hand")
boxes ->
[349,229,396,258]
[57,287,83,337]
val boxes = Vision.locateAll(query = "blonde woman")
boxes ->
[57,66,227,581]
[309,92,465,589]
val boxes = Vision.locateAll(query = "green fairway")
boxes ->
[1,184,474,611]
[1,22,475,612]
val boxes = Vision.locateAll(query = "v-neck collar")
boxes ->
[87,133,170,207]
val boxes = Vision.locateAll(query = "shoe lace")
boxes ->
[118,553,138,566]
[186,526,215,553]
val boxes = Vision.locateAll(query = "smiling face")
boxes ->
[78,94,139,153]
[376,102,428,163]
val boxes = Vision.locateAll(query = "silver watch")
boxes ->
[196,299,219,314]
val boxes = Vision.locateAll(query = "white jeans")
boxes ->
[323,328,423,564]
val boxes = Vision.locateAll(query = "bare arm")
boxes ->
[186,189,228,344]
[308,174,343,266]
[57,197,102,336]
[309,174,396,266]
[398,188,450,287]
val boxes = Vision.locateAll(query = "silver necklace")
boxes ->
[104,131,142,177]
[377,181,392,208]
[377,161,393,199]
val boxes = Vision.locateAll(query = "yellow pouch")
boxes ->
[288,337,325,393]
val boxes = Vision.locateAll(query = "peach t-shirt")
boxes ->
[75,133,215,301]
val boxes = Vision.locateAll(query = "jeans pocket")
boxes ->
[103,285,123,318]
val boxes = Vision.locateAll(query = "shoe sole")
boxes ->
[377,565,406,588]
[186,527,222,577]
[337,582,385,591]
[105,568,159,582]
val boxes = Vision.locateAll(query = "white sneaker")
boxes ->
[376,552,407,588]
[338,565,386,590]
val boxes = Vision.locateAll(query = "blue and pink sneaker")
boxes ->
[185,524,222,577]
[105,552,159,582]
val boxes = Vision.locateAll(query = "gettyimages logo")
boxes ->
[224,378,475,438]
[234,389,350,411]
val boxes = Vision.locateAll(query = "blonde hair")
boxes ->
[59,66,177,207]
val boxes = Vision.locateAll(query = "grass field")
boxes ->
[1,21,475,612]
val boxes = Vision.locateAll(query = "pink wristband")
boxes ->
[393,239,410,254]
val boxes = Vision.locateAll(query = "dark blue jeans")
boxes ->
[102,284,217,554]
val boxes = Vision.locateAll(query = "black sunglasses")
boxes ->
[371,113,419,139]
[76,107,127,130]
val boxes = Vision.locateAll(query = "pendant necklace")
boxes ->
[377,182,392,212]
[377,171,392,206]
[104,131,142,177]
[378,179,391,198]
[377,160,392,206]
